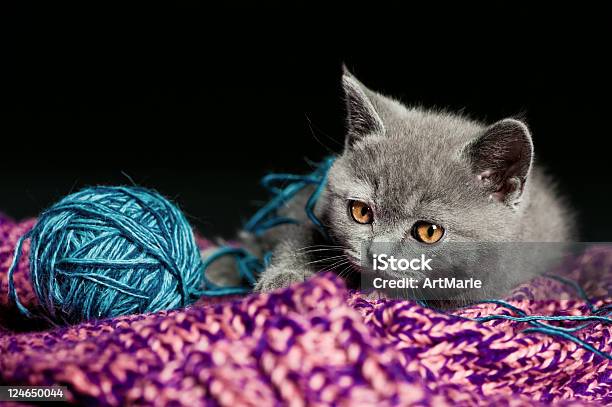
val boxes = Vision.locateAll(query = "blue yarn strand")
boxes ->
[244,157,334,236]
[7,231,34,318]
[202,157,335,295]
[305,157,335,237]
[474,314,611,324]
[198,246,265,296]
[522,326,612,361]
[464,295,612,360]
[543,273,599,313]
[418,282,612,360]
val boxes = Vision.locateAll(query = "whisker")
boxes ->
[298,248,345,256]
[305,255,347,266]
[336,264,355,280]
[323,259,351,272]
[312,256,349,272]
[297,245,345,252]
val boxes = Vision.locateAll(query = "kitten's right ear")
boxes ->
[342,67,385,149]
[465,118,534,207]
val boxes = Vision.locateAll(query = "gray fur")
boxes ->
[204,70,574,299]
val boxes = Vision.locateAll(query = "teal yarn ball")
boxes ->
[7,186,203,325]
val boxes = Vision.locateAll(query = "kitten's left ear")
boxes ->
[342,67,385,148]
[465,118,534,206]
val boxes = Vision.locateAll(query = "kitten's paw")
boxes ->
[254,270,309,292]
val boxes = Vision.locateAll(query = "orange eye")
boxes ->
[412,221,444,244]
[349,200,373,224]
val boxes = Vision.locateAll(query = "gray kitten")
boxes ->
[204,69,573,301]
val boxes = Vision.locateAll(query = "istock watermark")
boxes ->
[372,253,433,271]
[371,252,482,289]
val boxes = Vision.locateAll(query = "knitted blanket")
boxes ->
[0,214,610,406]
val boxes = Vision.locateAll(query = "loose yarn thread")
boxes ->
[199,157,335,296]
[419,278,612,360]
[8,186,204,325]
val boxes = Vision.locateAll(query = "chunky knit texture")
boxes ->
[1,214,610,406]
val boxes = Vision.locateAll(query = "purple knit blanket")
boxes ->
[0,215,610,406]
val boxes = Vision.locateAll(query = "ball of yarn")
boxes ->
[7,186,203,325]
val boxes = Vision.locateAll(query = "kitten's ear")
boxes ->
[466,118,534,206]
[342,67,385,148]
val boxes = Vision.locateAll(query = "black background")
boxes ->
[1,4,610,240]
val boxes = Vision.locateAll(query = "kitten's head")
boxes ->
[321,70,534,271]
